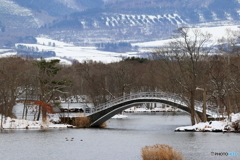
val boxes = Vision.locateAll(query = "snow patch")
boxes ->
[111,114,128,119]
[175,113,240,132]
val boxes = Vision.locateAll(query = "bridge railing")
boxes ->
[92,92,176,111]
[90,92,219,117]
[194,100,220,117]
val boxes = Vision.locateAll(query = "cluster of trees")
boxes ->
[48,20,84,30]
[0,36,37,48]
[96,42,137,53]
[16,45,56,58]
[152,28,240,124]
[46,42,56,47]
[0,58,69,127]
[0,28,240,126]
[123,57,148,63]
[17,36,37,44]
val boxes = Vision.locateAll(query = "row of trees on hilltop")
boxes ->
[16,45,56,58]
[96,42,138,53]
[0,28,240,126]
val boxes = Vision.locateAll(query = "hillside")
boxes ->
[0,0,239,47]
[45,0,240,44]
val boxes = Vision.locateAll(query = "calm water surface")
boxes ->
[0,112,239,160]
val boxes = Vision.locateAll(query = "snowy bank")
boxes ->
[111,114,128,119]
[175,113,240,132]
[0,117,73,129]
[175,121,230,132]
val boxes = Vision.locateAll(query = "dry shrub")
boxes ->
[99,122,107,128]
[141,144,184,160]
[75,117,90,128]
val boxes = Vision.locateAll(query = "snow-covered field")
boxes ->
[133,25,240,48]
[14,37,141,64]
[0,38,141,64]
[0,25,238,64]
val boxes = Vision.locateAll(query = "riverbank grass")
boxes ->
[141,144,184,160]
[75,117,90,128]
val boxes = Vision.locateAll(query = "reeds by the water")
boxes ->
[141,144,184,160]
[99,122,107,128]
[75,117,90,128]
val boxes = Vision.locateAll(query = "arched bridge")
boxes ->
[87,92,219,127]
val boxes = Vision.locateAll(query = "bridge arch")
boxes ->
[87,92,219,127]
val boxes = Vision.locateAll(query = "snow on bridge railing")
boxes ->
[90,92,219,117]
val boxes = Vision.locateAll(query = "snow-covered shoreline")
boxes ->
[175,121,231,132]
[2,109,240,132]
[175,113,240,132]
[0,116,73,129]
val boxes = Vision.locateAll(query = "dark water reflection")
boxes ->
[0,112,240,160]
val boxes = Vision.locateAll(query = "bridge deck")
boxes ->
[87,92,220,127]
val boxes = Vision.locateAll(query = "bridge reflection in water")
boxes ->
[87,92,220,127]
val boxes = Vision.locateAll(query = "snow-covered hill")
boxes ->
[0,0,239,49]
[11,36,141,64]
[1,0,239,29]
[0,25,238,65]
[0,0,40,28]
[44,0,240,44]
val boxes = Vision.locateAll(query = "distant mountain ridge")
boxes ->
[1,0,239,26]
[0,0,239,46]
[11,0,104,16]
[45,0,240,43]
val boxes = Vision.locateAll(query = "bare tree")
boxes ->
[215,29,240,119]
[78,61,110,106]
[152,28,212,125]
[0,57,32,118]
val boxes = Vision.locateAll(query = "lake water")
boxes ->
[0,112,239,160]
